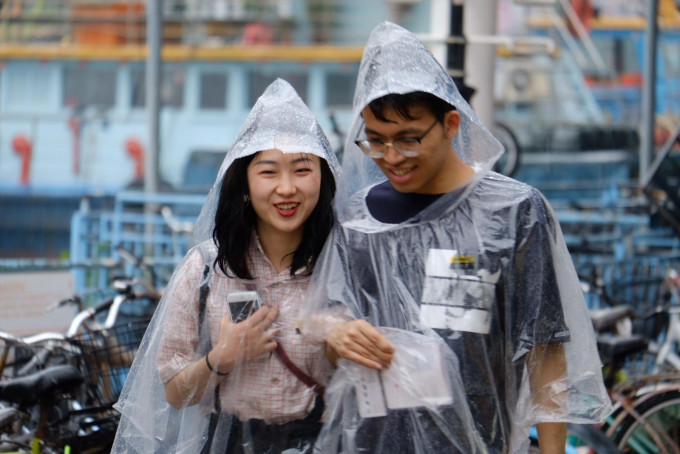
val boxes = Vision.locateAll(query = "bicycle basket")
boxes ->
[71,319,150,408]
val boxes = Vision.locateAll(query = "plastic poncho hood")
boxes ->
[337,21,503,223]
[301,22,612,454]
[194,78,341,244]
[111,79,339,454]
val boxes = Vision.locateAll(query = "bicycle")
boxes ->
[597,333,680,453]
[0,275,156,453]
[569,270,680,453]
[646,267,680,373]
[527,260,680,453]
[581,260,680,375]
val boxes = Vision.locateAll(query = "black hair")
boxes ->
[212,153,336,279]
[367,91,456,123]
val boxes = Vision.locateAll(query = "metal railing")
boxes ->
[70,190,205,293]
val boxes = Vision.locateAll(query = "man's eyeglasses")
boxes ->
[354,119,440,159]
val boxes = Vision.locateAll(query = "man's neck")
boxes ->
[421,159,475,195]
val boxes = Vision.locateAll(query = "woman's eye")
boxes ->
[295,167,312,174]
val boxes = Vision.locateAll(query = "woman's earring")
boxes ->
[243,194,251,204]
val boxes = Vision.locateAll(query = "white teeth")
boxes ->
[392,167,414,176]
[276,203,298,210]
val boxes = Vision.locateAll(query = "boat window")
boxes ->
[5,64,53,111]
[248,72,308,105]
[591,36,639,78]
[63,64,116,110]
[199,72,228,110]
[131,65,185,109]
[661,40,680,77]
[325,72,355,108]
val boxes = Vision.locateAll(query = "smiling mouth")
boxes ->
[390,166,416,176]
[276,202,299,210]
[275,202,300,216]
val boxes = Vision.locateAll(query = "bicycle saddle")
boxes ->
[590,305,636,332]
[0,365,83,407]
[596,335,648,363]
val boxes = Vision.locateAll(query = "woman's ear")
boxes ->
[444,110,461,139]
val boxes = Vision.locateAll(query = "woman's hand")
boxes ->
[326,320,394,370]
[165,305,279,407]
[209,305,280,373]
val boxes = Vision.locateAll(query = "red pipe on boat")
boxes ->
[11,134,32,185]
[125,138,144,180]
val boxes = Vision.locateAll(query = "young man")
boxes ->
[304,22,611,453]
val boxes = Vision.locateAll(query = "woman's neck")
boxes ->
[256,226,303,274]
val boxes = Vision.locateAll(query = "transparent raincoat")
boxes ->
[300,22,611,453]
[111,79,341,454]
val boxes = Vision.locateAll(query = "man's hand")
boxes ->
[326,320,394,369]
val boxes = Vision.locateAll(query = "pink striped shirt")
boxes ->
[157,239,332,424]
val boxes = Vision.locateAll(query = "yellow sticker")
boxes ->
[450,255,475,270]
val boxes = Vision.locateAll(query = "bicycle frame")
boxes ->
[650,268,680,372]
[604,373,680,453]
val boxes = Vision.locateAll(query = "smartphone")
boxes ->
[227,291,261,323]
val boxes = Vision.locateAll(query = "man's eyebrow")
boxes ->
[365,126,425,136]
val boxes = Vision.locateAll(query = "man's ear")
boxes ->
[444,110,461,139]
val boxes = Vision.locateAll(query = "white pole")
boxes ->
[463,0,498,128]
[145,0,161,196]
[430,0,452,67]
[640,0,658,184]
[144,0,162,256]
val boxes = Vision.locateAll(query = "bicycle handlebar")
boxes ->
[0,330,67,347]
[1,285,155,346]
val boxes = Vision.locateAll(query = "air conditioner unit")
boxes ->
[502,62,552,102]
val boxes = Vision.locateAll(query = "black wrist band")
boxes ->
[205,354,229,376]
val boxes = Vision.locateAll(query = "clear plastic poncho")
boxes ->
[112,78,341,454]
[301,22,611,454]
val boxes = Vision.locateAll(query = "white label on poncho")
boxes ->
[421,249,492,334]
[420,304,491,334]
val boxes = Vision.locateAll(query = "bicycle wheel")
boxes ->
[492,122,521,177]
[611,390,680,453]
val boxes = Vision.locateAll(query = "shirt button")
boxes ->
[271,377,280,384]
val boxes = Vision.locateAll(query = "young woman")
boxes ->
[111,79,340,454]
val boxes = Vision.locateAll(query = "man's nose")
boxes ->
[381,143,406,165]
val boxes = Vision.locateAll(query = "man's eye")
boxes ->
[367,138,384,145]
[397,138,419,145]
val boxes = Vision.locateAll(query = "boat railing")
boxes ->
[0,0,369,47]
